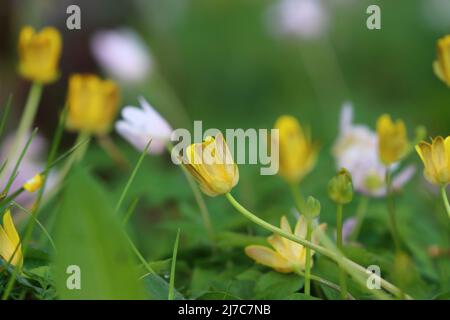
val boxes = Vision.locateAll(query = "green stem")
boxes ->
[385,167,401,252]
[58,131,91,181]
[225,193,410,299]
[336,204,347,299]
[349,196,369,241]
[304,218,312,296]
[0,83,43,182]
[440,185,450,219]
[168,229,180,300]
[290,183,305,212]
[294,268,355,300]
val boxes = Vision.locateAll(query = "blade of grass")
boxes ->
[0,94,13,139]
[168,229,181,300]
[114,138,151,215]
[122,197,139,226]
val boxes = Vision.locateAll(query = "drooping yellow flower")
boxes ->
[415,136,450,186]
[245,216,326,273]
[183,133,239,197]
[66,74,120,135]
[433,35,450,87]
[23,174,44,193]
[0,210,23,268]
[274,115,318,183]
[18,26,62,84]
[376,114,408,165]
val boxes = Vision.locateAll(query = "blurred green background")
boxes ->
[0,0,449,299]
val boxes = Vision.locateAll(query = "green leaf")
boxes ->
[254,271,304,299]
[143,274,184,300]
[287,293,321,300]
[196,291,242,300]
[53,166,146,299]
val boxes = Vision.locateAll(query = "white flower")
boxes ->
[332,102,415,197]
[267,0,328,39]
[90,28,153,84]
[116,97,172,155]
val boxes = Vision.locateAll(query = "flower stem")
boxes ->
[0,82,42,181]
[225,192,410,299]
[304,218,313,296]
[385,167,401,252]
[440,185,450,219]
[290,182,305,212]
[336,204,348,299]
[349,196,369,241]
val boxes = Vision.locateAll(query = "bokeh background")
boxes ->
[0,0,449,299]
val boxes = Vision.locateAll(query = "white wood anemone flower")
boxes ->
[115,97,172,155]
[332,102,415,198]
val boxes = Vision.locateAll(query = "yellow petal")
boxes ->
[294,215,307,238]
[245,245,292,273]
[3,211,20,247]
[433,60,447,84]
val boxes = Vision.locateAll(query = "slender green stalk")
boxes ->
[304,218,313,296]
[336,204,347,299]
[168,229,181,300]
[440,186,450,219]
[290,183,305,212]
[385,168,401,251]
[1,83,43,182]
[122,197,140,226]
[0,94,13,139]
[294,268,355,300]
[124,232,155,276]
[58,131,91,182]
[349,196,369,241]
[114,139,151,215]
[225,193,410,299]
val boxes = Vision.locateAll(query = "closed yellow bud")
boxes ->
[183,133,239,197]
[18,26,62,84]
[23,174,44,193]
[433,35,450,87]
[415,136,450,186]
[274,115,318,183]
[328,168,353,205]
[376,114,408,165]
[0,210,23,268]
[66,74,120,135]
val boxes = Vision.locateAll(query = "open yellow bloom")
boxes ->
[66,74,120,135]
[0,210,23,268]
[376,114,408,165]
[18,26,62,84]
[274,115,318,183]
[415,136,450,186]
[433,35,450,87]
[245,216,325,273]
[23,174,44,193]
[183,133,239,197]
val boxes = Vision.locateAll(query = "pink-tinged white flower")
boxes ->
[267,0,328,40]
[116,97,172,155]
[0,133,56,206]
[332,102,415,198]
[90,28,153,84]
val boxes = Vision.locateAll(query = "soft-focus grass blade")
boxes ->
[54,166,146,299]
[168,229,180,300]
[114,139,151,215]
[0,94,13,139]
[122,196,139,226]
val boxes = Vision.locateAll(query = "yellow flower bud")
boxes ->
[23,174,44,193]
[183,133,239,197]
[328,168,353,205]
[274,115,318,183]
[245,215,326,273]
[303,196,321,220]
[18,26,62,84]
[376,114,408,165]
[0,210,23,268]
[66,74,120,135]
[433,35,450,87]
[415,136,450,186]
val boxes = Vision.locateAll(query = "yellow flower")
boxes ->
[18,26,62,84]
[23,174,44,193]
[274,115,318,183]
[376,114,408,165]
[433,35,450,87]
[183,133,239,197]
[66,74,120,135]
[415,136,450,186]
[0,210,23,268]
[245,216,325,273]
